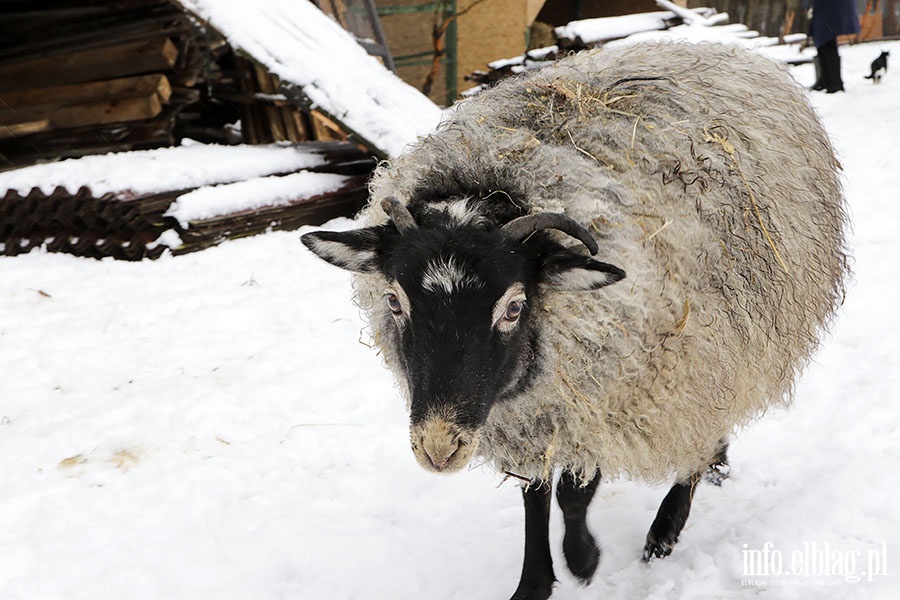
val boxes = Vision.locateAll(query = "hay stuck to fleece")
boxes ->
[354,42,849,482]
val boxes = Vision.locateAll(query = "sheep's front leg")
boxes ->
[511,480,554,600]
[556,470,601,583]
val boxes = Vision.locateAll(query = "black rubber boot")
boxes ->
[819,40,845,93]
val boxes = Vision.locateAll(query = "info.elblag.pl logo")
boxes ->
[741,541,889,586]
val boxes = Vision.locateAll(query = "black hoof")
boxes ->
[703,461,731,486]
[509,578,555,600]
[563,529,600,583]
[642,531,676,562]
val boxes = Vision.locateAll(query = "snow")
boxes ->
[655,0,729,27]
[0,142,329,197]
[475,7,812,99]
[165,171,350,227]
[488,46,559,70]
[555,1,810,65]
[172,0,443,158]
[554,11,676,45]
[1,41,899,599]
[605,19,810,63]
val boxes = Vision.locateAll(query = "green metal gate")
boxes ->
[376,1,458,105]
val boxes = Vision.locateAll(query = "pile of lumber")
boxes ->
[0,142,375,260]
[0,1,397,260]
[0,0,205,168]
[0,0,359,169]
[228,55,349,146]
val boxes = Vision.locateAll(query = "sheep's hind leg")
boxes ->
[556,470,601,583]
[641,471,701,561]
[511,480,555,600]
[703,442,730,486]
[642,442,730,561]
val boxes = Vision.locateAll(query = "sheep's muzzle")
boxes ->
[410,416,479,474]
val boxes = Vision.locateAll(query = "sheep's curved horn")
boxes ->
[381,197,419,234]
[501,213,599,255]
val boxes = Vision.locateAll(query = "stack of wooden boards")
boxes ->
[0,0,386,260]
[0,0,354,168]
[0,0,205,167]
[1,73,175,139]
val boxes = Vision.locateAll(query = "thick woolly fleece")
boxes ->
[353,42,849,483]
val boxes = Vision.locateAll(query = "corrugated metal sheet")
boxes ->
[0,142,375,260]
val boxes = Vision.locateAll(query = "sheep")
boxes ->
[301,41,848,600]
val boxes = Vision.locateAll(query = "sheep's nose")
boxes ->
[423,437,460,471]
[410,417,479,474]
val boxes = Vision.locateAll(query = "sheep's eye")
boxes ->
[504,300,524,322]
[386,293,403,315]
[492,284,526,332]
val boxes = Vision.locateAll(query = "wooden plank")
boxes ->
[56,94,163,129]
[0,6,187,65]
[0,74,171,111]
[0,38,179,92]
[0,117,175,169]
[0,94,163,130]
[0,120,50,140]
[253,63,288,141]
[310,110,348,142]
[289,110,313,142]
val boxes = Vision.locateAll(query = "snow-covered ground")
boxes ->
[2,41,898,599]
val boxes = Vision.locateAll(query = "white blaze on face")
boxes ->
[428,198,487,228]
[421,257,482,294]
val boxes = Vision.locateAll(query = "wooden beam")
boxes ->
[310,110,348,143]
[58,95,162,129]
[0,120,50,140]
[0,94,163,131]
[0,74,171,112]
[0,38,179,92]
[0,75,171,133]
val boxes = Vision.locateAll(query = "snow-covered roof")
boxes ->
[173,0,444,158]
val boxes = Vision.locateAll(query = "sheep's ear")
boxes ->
[539,250,625,291]
[301,228,383,274]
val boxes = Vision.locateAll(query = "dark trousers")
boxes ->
[815,39,844,93]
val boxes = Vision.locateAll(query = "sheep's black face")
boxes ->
[301,198,624,474]
[379,229,542,472]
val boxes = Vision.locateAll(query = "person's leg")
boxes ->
[811,54,825,91]
[820,39,845,93]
